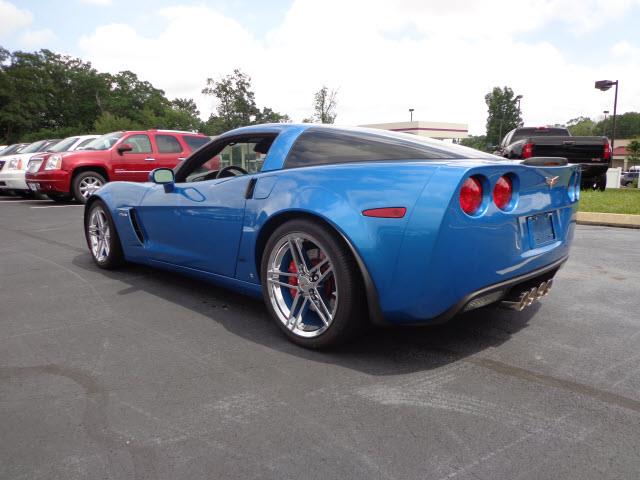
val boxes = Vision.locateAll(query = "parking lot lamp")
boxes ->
[409,108,414,122]
[595,80,619,156]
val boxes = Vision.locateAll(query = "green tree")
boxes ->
[460,135,490,152]
[202,69,258,133]
[0,48,111,142]
[254,107,290,124]
[311,85,338,124]
[93,111,139,133]
[201,69,289,134]
[484,86,522,147]
[566,116,596,136]
[627,139,640,168]
[594,112,640,139]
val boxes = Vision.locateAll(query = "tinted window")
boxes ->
[124,134,152,154]
[0,144,20,156]
[84,132,124,151]
[20,141,48,154]
[156,134,183,153]
[184,135,210,151]
[49,137,79,153]
[285,128,477,168]
[75,137,96,149]
[511,128,569,143]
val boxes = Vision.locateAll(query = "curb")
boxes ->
[577,211,640,229]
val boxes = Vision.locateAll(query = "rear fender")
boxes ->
[388,163,578,322]
[236,163,440,299]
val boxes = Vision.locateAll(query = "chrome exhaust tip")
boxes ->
[499,278,554,311]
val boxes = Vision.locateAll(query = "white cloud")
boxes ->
[611,41,640,57]
[79,0,640,134]
[19,28,56,48]
[0,0,32,37]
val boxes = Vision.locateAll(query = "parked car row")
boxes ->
[0,130,210,203]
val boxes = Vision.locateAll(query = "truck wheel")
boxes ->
[72,171,106,204]
[597,174,607,191]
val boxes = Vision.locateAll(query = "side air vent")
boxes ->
[129,209,145,244]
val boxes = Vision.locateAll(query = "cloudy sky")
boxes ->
[1,0,639,134]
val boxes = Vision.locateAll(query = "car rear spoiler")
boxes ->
[520,157,568,167]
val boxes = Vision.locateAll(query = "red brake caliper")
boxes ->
[288,252,334,299]
[288,261,299,297]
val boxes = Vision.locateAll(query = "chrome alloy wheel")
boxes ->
[266,233,338,338]
[88,207,111,262]
[79,176,103,199]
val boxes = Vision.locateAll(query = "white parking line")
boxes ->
[0,199,50,203]
[30,205,83,209]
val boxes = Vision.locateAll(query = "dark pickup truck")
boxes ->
[495,126,611,190]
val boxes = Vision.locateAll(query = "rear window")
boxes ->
[511,128,569,143]
[156,134,183,153]
[285,128,491,169]
[183,135,210,151]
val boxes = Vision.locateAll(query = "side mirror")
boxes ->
[150,168,174,184]
[149,168,175,192]
[117,143,133,155]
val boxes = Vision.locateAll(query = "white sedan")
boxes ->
[0,135,97,196]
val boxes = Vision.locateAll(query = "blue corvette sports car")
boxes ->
[84,124,579,348]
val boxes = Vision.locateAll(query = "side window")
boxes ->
[182,136,276,183]
[285,128,463,169]
[184,135,210,151]
[156,134,183,153]
[124,134,152,154]
[75,138,95,149]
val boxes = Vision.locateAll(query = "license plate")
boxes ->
[527,212,555,246]
[28,182,39,191]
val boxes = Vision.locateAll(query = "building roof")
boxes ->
[359,121,469,139]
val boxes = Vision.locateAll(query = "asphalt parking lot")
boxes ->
[1,196,639,480]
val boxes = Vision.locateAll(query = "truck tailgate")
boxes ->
[530,136,605,163]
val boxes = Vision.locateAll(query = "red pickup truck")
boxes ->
[25,129,210,203]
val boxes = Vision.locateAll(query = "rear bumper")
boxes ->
[577,163,608,183]
[25,170,71,194]
[423,255,567,325]
[0,171,27,191]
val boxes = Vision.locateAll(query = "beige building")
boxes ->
[612,139,634,170]
[360,120,469,141]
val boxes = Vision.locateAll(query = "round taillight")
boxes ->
[460,177,483,215]
[493,175,513,210]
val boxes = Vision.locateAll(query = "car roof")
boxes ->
[105,129,206,136]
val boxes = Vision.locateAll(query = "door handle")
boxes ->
[145,157,156,161]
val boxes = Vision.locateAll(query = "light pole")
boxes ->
[409,108,414,122]
[603,110,609,121]
[515,95,523,126]
[595,80,619,158]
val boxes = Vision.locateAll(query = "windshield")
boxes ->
[20,141,48,154]
[49,137,79,152]
[83,132,124,151]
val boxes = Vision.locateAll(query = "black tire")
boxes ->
[72,171,107,204]
[261,219,367,349]
[84,200,124,269]
[597,174,607,191]
[47,193,72,203]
